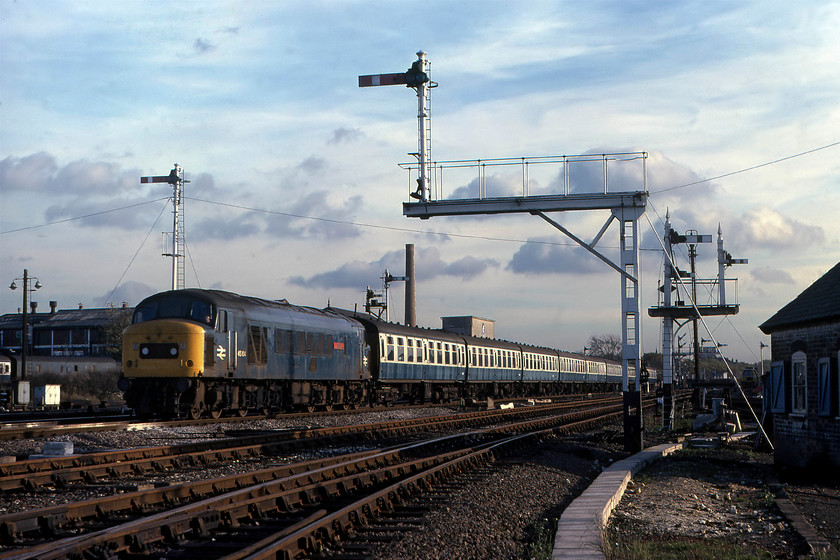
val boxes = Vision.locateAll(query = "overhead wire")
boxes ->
[650,140,840,194]
[0,198,170,235]
[102,199,170,306]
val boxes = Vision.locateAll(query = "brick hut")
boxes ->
[759,262,840,469]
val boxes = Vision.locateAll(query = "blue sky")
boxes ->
[2,1,839,363]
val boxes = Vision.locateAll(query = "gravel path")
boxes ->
[371,434,626,560]
[606,443,838,559]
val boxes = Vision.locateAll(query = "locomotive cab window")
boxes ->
[132,293,216,327]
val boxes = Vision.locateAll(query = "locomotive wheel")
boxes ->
[236,408,248,418]
[323,404,333,412]
[209,409,223,419]
[188,407,202,420]
[305,404,316,413]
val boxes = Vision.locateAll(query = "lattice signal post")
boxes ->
[359,51,435,202]
[649,213,747,429]
[141,164,188,291]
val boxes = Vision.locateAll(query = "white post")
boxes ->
[717,223,726,306]
[662,212,674,429]
[171,164,181,291]
[416,51,429,202]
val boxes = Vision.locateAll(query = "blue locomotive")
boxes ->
[119,289,623,418]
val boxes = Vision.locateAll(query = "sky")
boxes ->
[1,1,839,364]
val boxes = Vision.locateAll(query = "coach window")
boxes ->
[407,339,415,363]
[386,336,395,361]
[791,351,807,415]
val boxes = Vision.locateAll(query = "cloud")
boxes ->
[751,266,795,285]
[291,246,499,289]
[189,213,262,240]
[328,127,363,144]
[507,238,607,275]
[447,173,522,200]
[2,152,154,197]
[296,156,327,174]
[193,38,216,54]
[441,255,499,280]
[0,153,175,230]
[92,280,157,307]
[0,152,58,191]
[264,190,363,239]
[731,207,824,250]
[290,260,384,290]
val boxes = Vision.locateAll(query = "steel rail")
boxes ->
[0,397,620,489]
[230,410,628,560]
[0,403,633,559]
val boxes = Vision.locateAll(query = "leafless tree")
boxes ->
[585,333,622,361]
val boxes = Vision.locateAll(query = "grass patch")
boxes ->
[525,516,558,560]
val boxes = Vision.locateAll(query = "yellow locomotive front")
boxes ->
[118,291,217,417]
[122,319,206,378]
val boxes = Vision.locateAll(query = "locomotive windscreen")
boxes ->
[132,294,215,327]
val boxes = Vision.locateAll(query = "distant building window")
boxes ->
[791,351,807,414]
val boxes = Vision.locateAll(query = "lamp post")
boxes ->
[9,269,41,407]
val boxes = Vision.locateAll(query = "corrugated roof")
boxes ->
[759,262,840,334]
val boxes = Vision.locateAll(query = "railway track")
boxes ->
[0,394,598,441]
[0,398,644,559]
[0,397,619,492]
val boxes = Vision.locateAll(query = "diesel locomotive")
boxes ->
[119,288,624,418]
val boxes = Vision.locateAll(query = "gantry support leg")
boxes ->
[616,206,644,452]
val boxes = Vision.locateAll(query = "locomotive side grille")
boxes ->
[205,335,215,366]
